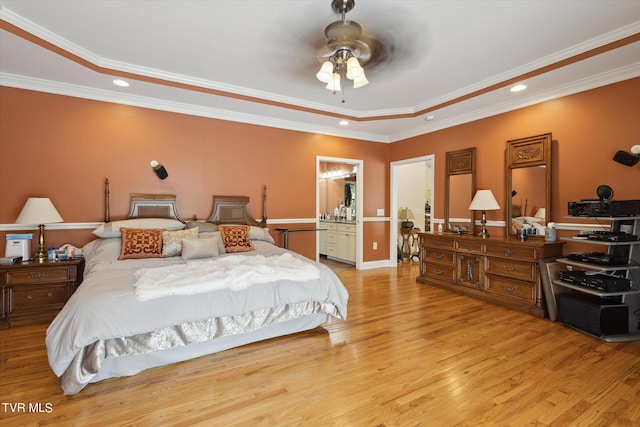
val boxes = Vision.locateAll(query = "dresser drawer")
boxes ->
[421,236,455,250]
[486,257,536,282]
[484,243,537,261]
[6,267,72,285]
[11,283,68,311]
[486,275,535,303]
[456,240,483,253]
[422,262,455,283]
[423,248,455,266]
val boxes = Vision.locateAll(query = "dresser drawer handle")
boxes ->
[504,249,512,256]
[435,254,444,260]
[465,245,472,250]
[435,240,442,246]
[28,272,48,280]
[27,294,33,299]
[501,264,517,272]
[501,284,518,292]
[435,270,444,275]
[48,292,53,297]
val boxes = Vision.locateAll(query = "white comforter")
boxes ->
[46,237,348,394]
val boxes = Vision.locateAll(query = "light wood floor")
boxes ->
[1,263,639,426]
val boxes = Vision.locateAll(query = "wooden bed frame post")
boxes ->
[104,178,110,223]
[262,185,268,227]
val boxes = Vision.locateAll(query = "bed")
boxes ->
[46,184,348,395]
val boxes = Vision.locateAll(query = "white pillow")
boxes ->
[249,226,275,244]
[162,227,199,257]
[181,237,219,260]
[93,218,185,238]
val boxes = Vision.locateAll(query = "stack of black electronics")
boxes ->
[586,231,638,242]
[558,270,631,292]
[567,199,640,217]
[558,293,628,337]
[566,251,627,266]
[557,271,631,337]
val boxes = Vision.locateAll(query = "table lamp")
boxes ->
[468,190,500,239]
[399,207,415,231]
[16,197,63,262]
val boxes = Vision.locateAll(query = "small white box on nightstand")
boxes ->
[5,234,33,260]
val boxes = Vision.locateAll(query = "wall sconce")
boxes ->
[469,190,500,239]
[613,145,640,167]
[150,160,168,180]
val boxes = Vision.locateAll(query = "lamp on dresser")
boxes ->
[15,197,63,263]
[469,190,500,239]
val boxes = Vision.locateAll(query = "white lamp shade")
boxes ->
[469,190,500,211]
[399,207,415,220]
[316,61,334,83]
[16,198,63,225]
[326,72,341,91]
[346,57,364,80]
[534,208,546,219]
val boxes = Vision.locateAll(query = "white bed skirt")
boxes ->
[90,313,332,383]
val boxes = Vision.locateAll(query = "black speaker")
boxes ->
[559,293,628,337]
[596,185,613,201]
[613,150,639,167]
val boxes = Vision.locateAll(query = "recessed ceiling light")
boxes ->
[113,79,130,87]
[425,115,435,121]
[339,120,349,126]
[510,84,527,92]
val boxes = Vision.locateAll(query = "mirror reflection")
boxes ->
[505,134,552,237]
[445,147,476,233]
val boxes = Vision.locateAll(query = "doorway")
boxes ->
[316,156,363,270]
[390,155,435,265]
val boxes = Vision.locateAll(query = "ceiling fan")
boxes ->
[314,0,428,95]
[316,0,371,91]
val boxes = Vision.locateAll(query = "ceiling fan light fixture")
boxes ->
[326,72,341,91]
[346,57,364,80]
[317,0,370,95]
[352,73,369,88]
[316,61,334,83]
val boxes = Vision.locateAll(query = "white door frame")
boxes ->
[316,156,364,269]
[390,155,435,265]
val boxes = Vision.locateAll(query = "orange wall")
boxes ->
[1,78,639,263]
[390,78,640,239]
[0,87,389,261]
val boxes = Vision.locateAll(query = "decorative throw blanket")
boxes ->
[133,253,320,301]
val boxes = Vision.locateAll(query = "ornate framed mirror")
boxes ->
[505,133,552,237]
[444,147,476,233]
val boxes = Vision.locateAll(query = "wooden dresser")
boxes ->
[416,232,563,317]
[0,259,83,328]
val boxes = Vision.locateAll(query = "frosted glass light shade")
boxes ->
[16,198,63,224]
[346,57,364,80]
[326,72,341,91]
[316,61,334,83]
[353,73,369,88]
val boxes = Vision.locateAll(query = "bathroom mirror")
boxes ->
[505,133,551,237]
[445,147,476,233]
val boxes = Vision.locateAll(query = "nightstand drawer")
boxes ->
[6,267,72,285]
[11,283,68,310]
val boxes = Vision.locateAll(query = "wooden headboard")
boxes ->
[103,179,267,227]
[205,195,265,227]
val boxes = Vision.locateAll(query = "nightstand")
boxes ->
[0,258,84,328]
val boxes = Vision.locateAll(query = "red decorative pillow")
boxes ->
[119,228,163,260]
[218,224,255,253]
